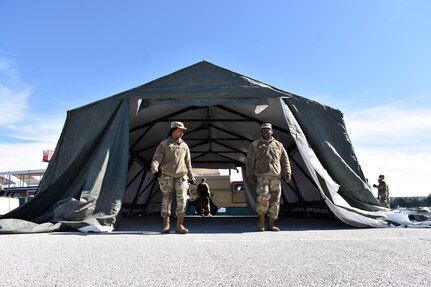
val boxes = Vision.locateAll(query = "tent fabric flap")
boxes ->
[0,99,130,233]
[282,97,379,210]
[280,98,430,227]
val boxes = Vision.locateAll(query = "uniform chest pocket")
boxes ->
[169,143,181,151]
[258,144,269,152]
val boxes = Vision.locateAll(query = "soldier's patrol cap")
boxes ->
[170,121,187,130]
[260,123,272,130]
[379,174,385,178]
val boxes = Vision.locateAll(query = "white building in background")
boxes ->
[0,169,45,215]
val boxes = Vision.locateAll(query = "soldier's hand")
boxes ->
[372,184,377,188]
[151,167,158,174]
[191,177,197,185]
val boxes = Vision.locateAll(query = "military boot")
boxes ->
[162,216,170,234]
[175,215,189,234]
[267,217,280,232]
[258,215,265,232]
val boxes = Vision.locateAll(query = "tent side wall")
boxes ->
[1,99,130,226]
[283,97,380,210]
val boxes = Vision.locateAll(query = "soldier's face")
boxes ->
[172,128,185,140]
[261,128,272,140]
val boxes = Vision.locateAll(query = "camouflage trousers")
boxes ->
[159,174,189,217]
[256,176,281,219]
[379,191,390,208]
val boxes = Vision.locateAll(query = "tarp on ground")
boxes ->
[1,61,429,233]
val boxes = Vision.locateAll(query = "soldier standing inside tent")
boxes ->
[151,121,196,234]
[197,178,212,217]
[373,174,390,208]
[246,123,291,232]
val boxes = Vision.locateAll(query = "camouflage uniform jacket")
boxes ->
[151,137,194,179]
[246,137,291,180]
[377,180,389,196]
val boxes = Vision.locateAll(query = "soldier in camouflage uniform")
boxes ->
[246,123,291,232]
[151,121,196,234]
[197,178,212,217]
[373,175,390,208]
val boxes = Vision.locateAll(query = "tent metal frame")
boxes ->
[126,103,325,215]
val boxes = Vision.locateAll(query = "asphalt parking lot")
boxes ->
[1,216,430,287]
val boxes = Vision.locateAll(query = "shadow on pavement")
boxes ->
[113,215,355,234]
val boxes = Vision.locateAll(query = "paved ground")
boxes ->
[1,216,430,287]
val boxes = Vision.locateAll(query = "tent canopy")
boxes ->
[3,61,420,233]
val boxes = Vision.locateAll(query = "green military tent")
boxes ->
[1,61,421,233]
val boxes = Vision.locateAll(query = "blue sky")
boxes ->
[1,1,430,197]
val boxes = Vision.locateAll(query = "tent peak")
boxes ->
[113,60,292,102]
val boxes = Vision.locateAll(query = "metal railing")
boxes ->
[0,169,45,202]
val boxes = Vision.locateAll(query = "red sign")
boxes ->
[43,150,54,162]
